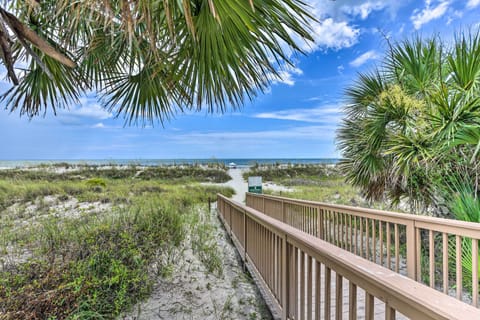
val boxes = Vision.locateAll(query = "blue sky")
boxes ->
[1,0,479,160]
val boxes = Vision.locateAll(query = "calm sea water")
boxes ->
[0,158,339,168]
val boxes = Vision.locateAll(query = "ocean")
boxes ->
[0,158,339,169]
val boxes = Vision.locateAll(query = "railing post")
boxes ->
[262,194,266,213]
[243,209,248,270]
[282,234,289,320]
[318,206,324,240]
[282,200,286,223]
[406,221,416,279]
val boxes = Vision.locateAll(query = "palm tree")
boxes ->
[0,0,314,124]
[337,30,480,214]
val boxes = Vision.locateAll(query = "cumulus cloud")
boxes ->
[296,0,407,52]
[340,1,386,20]
[349,50,380,67]
[270,66,303,86]
[307,0,404,21]
[411,1,450,30]
[309,18,360,51]
[68,102,112,120]
[467,0,480,8]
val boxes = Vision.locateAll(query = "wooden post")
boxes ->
[318,207,324,240]
[282,235,290,320]
[406,221,416,279]
[243,209,248,271]
[263,194,266,213]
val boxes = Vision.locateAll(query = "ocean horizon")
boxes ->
[0,158,340,168]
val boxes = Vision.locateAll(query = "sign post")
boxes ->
[248,176,262,194]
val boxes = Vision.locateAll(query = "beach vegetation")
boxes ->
[337,29,480,216]
[0,164,233,319]
[243,164,342,186]
[337,29,480,290]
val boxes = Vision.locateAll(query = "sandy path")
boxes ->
[121,206,271,320]
[223,169,249,203]
[210,168,293,204]
[202,168,249,203]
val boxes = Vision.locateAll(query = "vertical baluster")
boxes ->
[289,244,295,318]
[365,293,374,320]
[349,214,353,252]
[456,235,463,300]
[354,216,358,255]
[309,207,312,235]
[429,230,435,288]
[395,224,400,273]
[379,221,383,266]
[349,282,357,320]
[278,236,282,302]
[416,227,421,282]
[372,219,376,264]
[334,211,339,246]
[300,251,305,319]
[443,232,448,294]
[387,222,391,270]
[385,304,396,320]
[324,267,331,319]
[269,231,273,290]
[307,256,313,320]
[336,274,343,320]
[366,218,370,261]
[343,214,348,249]
[315,260,321,320]
[302,205,305,232]
[325,210,329,242]
[360,217,364,258]
[295,247,299,319]
[337,212,341,247]
[473,239,478,307]
[328,210,332,243]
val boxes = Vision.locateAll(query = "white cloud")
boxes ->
[68,103,112,120]
[411,1,450,30]
[270,66,303,86]
[349,50,380,67]
[92,122,105,128]
[298,0,407,52]
[307,0,404,21]
[341,2,386,20]
[308,18,360,51]
[467,0,480,8]
[171,125,338,143]
[253,105,342,124]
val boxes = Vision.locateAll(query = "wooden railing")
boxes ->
[217,194,480,320]
[246,192,480,307]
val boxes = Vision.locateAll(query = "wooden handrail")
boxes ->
[247,192,480,233]
[218,194,480,320]
[246,192,480,307]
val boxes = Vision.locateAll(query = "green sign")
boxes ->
[248,176,262,194]
[248,185,262,193]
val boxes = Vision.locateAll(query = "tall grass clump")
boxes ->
[244,164,341,186]
[0,180,234,319]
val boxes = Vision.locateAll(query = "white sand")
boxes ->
[205,168,294,203]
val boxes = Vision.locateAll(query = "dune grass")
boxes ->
[0,165,233,319]
[246,164,397,210]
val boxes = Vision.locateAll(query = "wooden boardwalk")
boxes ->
[217,194,480,320]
